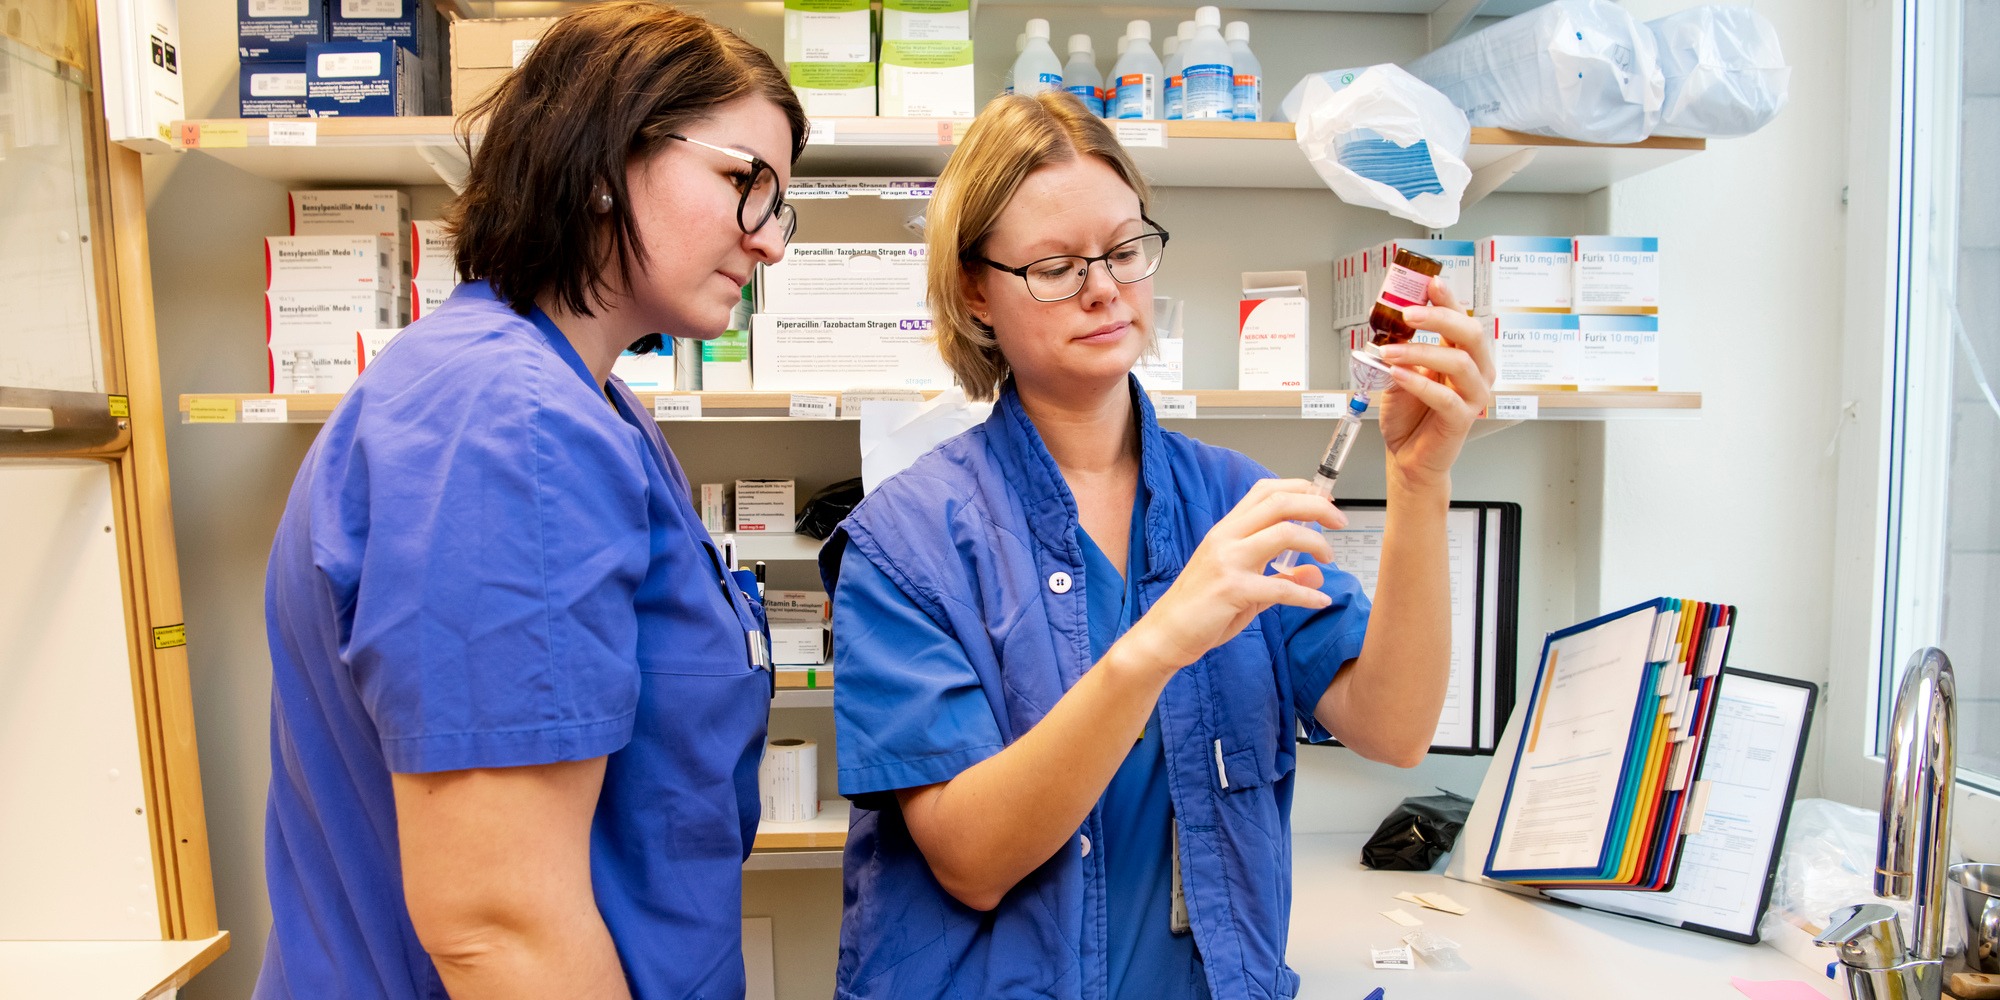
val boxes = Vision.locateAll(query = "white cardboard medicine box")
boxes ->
[410,220,455,281]
[1237,270,1309,391]
[759,243,928,314]
[1491,313,1581,390]
[1571,236,1660,315]
[750,314,955,392]
[735,479,796,534]
[266,235,397,291]
[1475,236,1573,316]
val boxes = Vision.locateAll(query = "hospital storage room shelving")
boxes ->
[165,3,1707,873]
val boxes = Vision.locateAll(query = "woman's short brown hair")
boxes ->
[448,1,807,317]
[926,91,1154,400]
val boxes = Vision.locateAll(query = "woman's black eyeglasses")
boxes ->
[666,133,797,245]
[968,218,1171,303]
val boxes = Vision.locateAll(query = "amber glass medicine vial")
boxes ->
[1364,248,1443,354]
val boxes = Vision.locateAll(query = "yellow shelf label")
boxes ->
[152,624,187,650]
[108,395,129,418]
[183,121,248,149]
[187,398,237,423]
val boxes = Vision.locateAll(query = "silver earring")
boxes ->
[593,188,613,214]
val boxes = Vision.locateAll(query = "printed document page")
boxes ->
[1326,507,1480,749]
[1547,673,1811,935]
[1489,607,1657,874]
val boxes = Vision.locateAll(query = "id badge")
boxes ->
[746,630,773,673]
[1170,818,1191,935]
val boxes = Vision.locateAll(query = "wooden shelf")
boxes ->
[751,798,848,851]
[775,668,833,691]
[168,116,1702,194]
[179,389,1701,424]
[0,932,229,1000]
[446,0,1546,19]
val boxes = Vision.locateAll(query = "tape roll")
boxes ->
[759,738,820,823]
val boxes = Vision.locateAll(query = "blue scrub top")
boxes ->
[833,462,1365,999]
[256,282,770,999]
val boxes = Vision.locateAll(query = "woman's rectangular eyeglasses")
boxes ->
[666,133,797,245]
[969,219,1171,303]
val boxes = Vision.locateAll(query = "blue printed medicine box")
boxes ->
[240,0,327,62]
[306,41,419,117]
[328,0,425,54]
[240,63,308,118]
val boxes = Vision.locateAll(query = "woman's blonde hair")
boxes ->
[927,92,1154,400]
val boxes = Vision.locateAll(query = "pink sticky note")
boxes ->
[1730,977,1831,1000]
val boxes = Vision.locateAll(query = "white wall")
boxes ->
[139,2,1879,998]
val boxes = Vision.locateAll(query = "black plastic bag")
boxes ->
[1360,788,1473,871]
[796,478,865,540]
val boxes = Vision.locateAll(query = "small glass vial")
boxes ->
[1365,248,1442,352]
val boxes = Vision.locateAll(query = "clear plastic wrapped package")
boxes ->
[1648,5,1791,138]
[1404,0,1663,144]
[1764,798,1911,938]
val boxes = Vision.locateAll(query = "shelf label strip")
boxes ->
[655,395,703,420]
[1300,393,1349,419]
[1494,395,1539,420]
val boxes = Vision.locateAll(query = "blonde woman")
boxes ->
[819,92,1495,999]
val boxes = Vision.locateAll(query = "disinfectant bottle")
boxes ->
[1004,32,1025,94]
[1108,20,1162,119]
[1179,6,1234,121]
[1063,34,1105,116]
[1225,21,1262,121]
[1012,19,1064,97]
[1161,29,1185,120]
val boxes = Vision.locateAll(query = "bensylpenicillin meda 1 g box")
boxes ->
[265,235,396,291]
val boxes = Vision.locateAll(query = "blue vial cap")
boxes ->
[1348,395,1370,415]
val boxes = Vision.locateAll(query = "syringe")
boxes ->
[1270,393,1370,573]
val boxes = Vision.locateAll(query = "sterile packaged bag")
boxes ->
[1648,6,1790,138]
[1405,0,1664,144]
[1294,64,1471,229]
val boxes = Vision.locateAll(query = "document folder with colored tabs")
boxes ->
[1482,597,1735,890]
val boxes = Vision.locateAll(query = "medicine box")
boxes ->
[879,40,975,117]
[766,590,831,666]
[1131,338,1184,392]
[1490,313,1581,390]
[306,40,419,117]
[409,220,454,280]
[1238,270,1309,391]
[704,328,753,391]
[240,0,325,62]
[290,189,411,238]
[265,235,397,291]
[735,479,797,534]
[882,0,970,40]
[410,278,454,321]
[1571,236,1660,315]
[449,16,555,114]
[750,314,956,392]
[1577,315,1659,390]
[612,344,677,392]
[240,63,308,118]
[700,484,730,533]
[269,334,364,393]
[789,62,876,117]
[1475,237,1573,315]
[759,243,928,314]
[785,0,873,63]
[359,327,401,368]
[266,289,397,343]
[327,0,421,54]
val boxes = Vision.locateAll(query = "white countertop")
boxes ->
[1290,835,1842,1000]
[0,933,229,999]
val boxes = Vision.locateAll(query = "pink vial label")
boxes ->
[1377,264,1432,310]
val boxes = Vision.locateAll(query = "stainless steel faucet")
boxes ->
[1816,646,1957,1000]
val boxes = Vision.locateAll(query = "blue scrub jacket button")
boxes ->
[1049,571,1072,594]
[1080,834,1092,856]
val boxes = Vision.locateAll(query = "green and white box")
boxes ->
[882,0,969,41]
[784,0,872,63]
[790,61,876,117]
[703,326,753,391]
[880,40,974,117]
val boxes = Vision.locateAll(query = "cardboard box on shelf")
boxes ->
[735,479,797,534]
[265,235,397,292]
[879,40,974,117]
[612,343,677,393]
[240,0,325,62]
[269,334,363,393]
[759,243,927,314]
[306,40,420,117]
[766,589,831,666]
[1491,313,1581,390]
[1475,236,1573,316]
[1571,236,1661,315]
[1238,270,1308,390]
[240,63,308,118]
[449,16,556,114]
[785,0,872,63]
[409,220,454,281]
[750,314,955,392]
[789,62,876,116]
[882,0,970,41]
[1577,314,1659,390]
[410,278,454,321]
[266,289,397,342]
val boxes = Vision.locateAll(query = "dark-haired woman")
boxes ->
[255,4,804,998]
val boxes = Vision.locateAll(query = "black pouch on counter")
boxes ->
[796,478,865,540]
[1360,788,1473,871]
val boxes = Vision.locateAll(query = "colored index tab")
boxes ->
[187,398,237,423]
[195,122,249,148]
